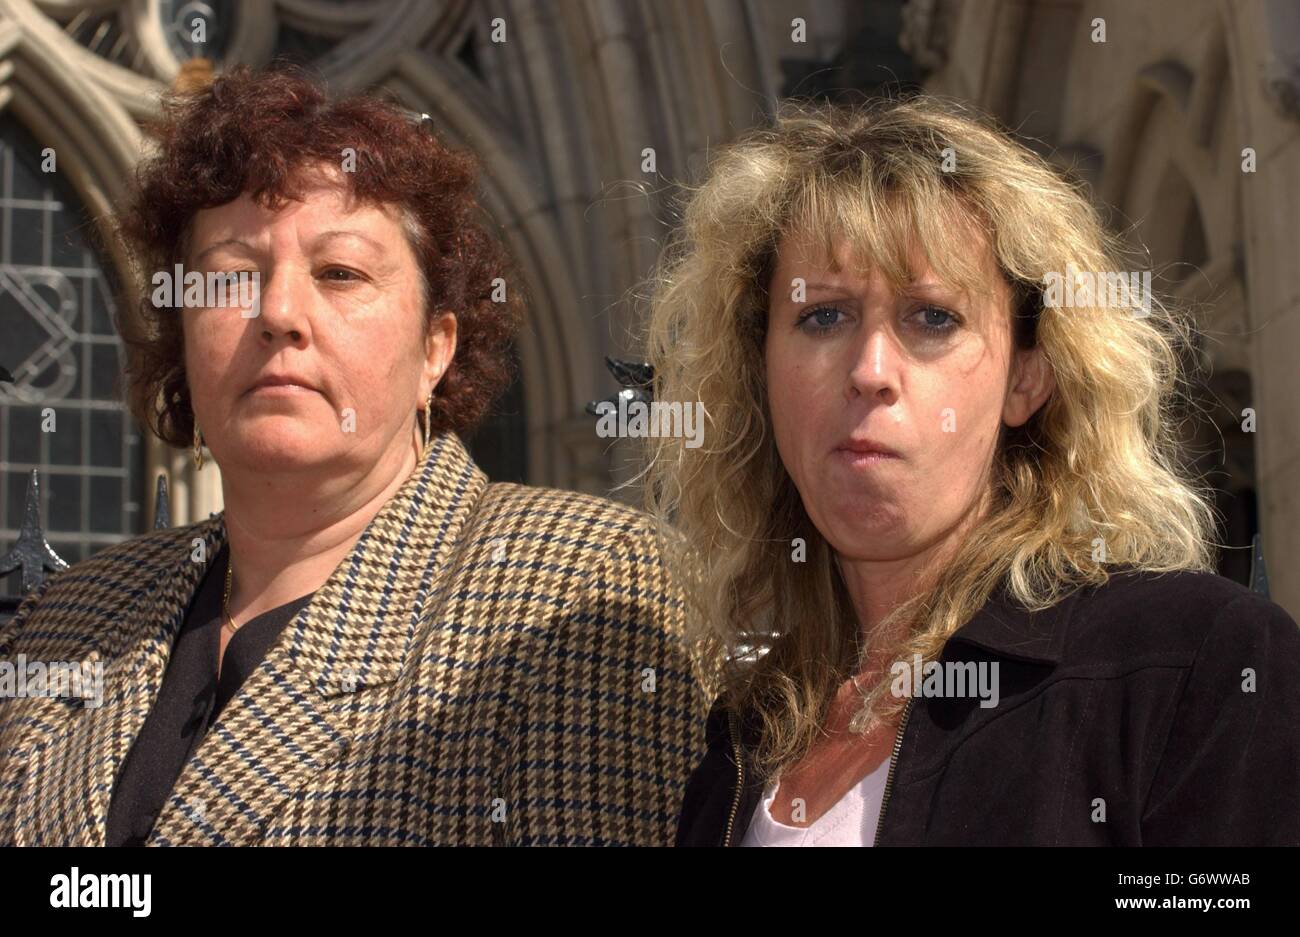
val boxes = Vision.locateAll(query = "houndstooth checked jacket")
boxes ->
[0,432,714,845]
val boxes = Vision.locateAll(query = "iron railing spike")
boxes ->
[587,358,655,417]
[153,474,171,529]
[0,470,68,594]
[605,357,654,389]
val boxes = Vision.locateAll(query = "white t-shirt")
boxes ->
[741,755,893,847]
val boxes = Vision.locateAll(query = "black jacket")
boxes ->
[676,568,1300,846]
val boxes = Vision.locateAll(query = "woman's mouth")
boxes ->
[833,437,903,466]
[833,448,901,469]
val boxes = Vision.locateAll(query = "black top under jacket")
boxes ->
[105,545,314,847]
[676,567,1300,846]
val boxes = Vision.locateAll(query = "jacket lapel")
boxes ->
[944,576,1090,664]
[10,516,223,845]
[149,433,486,845]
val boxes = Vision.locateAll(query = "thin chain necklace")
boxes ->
[221,562,242,635]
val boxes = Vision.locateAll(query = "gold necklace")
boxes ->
[221,562,241,634]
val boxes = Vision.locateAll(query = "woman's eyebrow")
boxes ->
[799,277,957,295]
[193,230,385,263]
[800,279,852,294]
[193,237,256,263]
[311,229,386,252]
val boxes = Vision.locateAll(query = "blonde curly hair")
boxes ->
[641,94,1219,779]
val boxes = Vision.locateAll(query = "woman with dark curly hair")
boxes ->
[0,64,712,846]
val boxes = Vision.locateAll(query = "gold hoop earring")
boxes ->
[192,422,205,471]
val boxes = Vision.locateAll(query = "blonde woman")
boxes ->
[648,96,1300,846]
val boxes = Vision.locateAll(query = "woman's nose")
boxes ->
[845,327,901,402]
[253,265,312,344]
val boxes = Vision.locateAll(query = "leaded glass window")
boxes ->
[0,118,144,597]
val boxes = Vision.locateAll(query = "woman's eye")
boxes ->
[796,305,846,333]
[320,267,363,283]
[912,304,960,335]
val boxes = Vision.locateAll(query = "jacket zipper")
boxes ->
[872,695,915,846]
[723,694,915,847]
[722,708,745,847]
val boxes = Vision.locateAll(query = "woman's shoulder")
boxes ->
[460,482,716,718]
[458,479,701,647]
[1082,568,1300,844]
[45,517,218,590]
[1062,565,1298,667]
[470,480,664,557]
[26,516,214,588]
[0,517,220,654]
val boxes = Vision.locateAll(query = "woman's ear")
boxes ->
[1003,344,1055,428]
[422,312,458,398]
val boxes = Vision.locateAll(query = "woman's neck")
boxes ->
[838,487,992,665]
[217,436,422,619]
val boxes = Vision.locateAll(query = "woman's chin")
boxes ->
[220,427,338,471]
[814,503,911,556]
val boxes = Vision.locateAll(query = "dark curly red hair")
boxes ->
[116,62,522,448]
